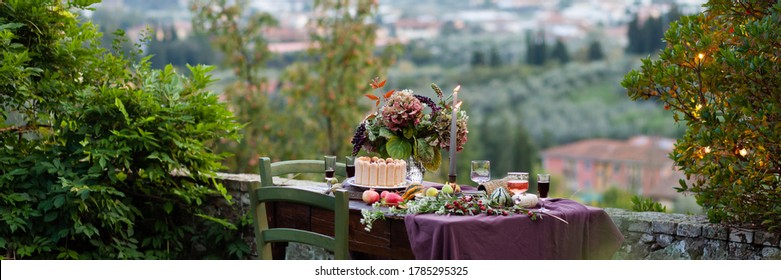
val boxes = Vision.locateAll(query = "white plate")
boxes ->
[345,177,410,190]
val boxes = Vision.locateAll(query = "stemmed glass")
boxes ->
[345,156,356,178]
[506,172,529,195]
[324,155,337,193]
[537,173,551,212]
[470,160,491,186]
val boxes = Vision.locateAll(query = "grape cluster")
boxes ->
[414,94,441,115]
[351,123,367,156]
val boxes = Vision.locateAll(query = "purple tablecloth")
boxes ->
[403,198,624,260]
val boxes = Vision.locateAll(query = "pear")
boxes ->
[441,183,454,194]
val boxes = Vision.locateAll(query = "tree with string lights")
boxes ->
[623,1,780,231]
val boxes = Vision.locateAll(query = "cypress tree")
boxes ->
[550,39,570,64]
[587,40,605,61]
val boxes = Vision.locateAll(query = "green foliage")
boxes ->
[623,1,781,231]
[192,0,399,171]
[631,196,667,213]
[190,0,279,172]
[597,187,635,210]
[1,0,244,259]
[279,0,400,157]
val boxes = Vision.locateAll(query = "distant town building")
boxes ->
[541,136,685,204]
[394,18,442,42]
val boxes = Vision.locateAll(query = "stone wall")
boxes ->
[606,208,781,260]
[216,173,781,260]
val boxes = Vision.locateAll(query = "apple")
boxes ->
[425,187,438,197]
[384,192,403,206]
[362,189,380,204]
[380,190,390,199]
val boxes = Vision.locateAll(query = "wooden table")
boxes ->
[265,181,622,260]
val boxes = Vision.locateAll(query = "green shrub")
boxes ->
[631,196,667,213]
[1,0,243,259]
[598,187,635,210]
[623,1,781,231]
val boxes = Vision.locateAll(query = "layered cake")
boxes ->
[354,157,407,187]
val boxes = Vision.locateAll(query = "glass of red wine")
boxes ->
[345,156,356,178]
[324,155,337,193]
[537,173,550,212]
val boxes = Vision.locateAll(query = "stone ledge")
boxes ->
[652,221,676,234]
[703,224,729,240]
[677,223,702,237]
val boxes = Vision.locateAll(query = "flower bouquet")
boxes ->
[350,78,469,172]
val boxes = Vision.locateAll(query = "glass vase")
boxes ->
[407,156,425,183]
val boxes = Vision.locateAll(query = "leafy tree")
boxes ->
[623,1,781,231]
[472,109,535,179]
[1,0,243,259]
[280,0,399,157]
[407,41,434,65]
[191,0,279,172]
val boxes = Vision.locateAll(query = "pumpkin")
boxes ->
[402,183,425,201]
[490,187,514,207]
[513,193,539,208]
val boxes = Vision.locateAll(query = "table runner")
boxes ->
[403,198,624,260]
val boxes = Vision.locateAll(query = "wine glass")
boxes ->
[345,156,356,178]
[537,173,551,212]
[506,172,529,195]
[470,160,491,186]
[324,155,337,193]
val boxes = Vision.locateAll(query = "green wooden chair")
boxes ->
[250,157,350,260]
[258,157,347,187]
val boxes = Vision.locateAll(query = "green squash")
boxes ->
[490,187,513,207]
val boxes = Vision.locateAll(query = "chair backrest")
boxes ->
[251,157,350,260]
[259,157,347,188]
